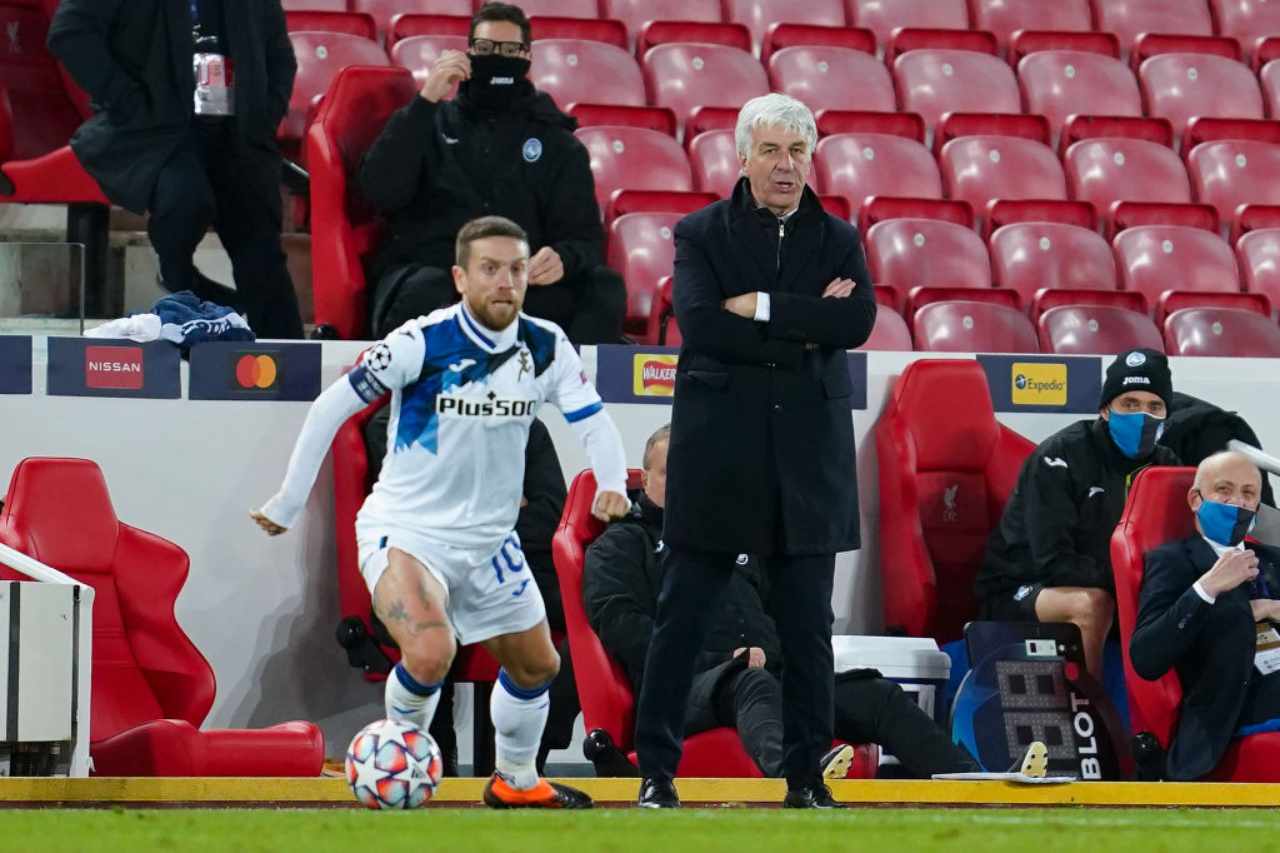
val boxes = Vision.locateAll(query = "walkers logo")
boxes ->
[47,338,179,398]
[632,354,678,397]
[1011,362,1068,406]
[190,342,321,401]
[85,346,144,390]
[0,336,32,394]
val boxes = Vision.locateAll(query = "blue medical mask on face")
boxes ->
[1196,493,1256,547]
[1106,409,1165,459]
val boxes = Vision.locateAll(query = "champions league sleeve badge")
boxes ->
[522,138,543,163]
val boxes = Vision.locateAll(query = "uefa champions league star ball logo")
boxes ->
[366,342,393,371]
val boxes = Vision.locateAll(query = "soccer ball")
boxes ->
[345,719,444,810]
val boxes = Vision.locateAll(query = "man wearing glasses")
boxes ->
[359,2,625,344]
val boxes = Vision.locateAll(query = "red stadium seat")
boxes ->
[933,112,1050,158]
[552,469,880,777]
[884,28,999,65]
[1112,467,1280,781]
[688,129,741,198]
[387,13,470,47]
[984,198,1098,235]
[1181,116,1280,159]
[307,66,417,340]
[607,212,681,334]
[575,126,693,210]
[1260,59,1280,116]
[1113,225,1241,310]
[1038,304,1163,354]
[602,0,723,47]
[0,458,324,777]
[864,218,992,293]
[724,0,847,54]
[858,307,914,350]
[905,284,1020,319]
[642,43,769,130]
[1157,289,1270,324]
[1237,227,1280,310]
[814,133,943,214]
[875,360,1035,641]
[530,16,629,49]
[1031,287,1147,319]
[848,0,969,46]
[605,188,717,221]
[939,135,1067,223]
[912,300,1039,352]
[1092,0,1214,52]
[1064,138,1192,229]
[1187,139,1280,235]
[285,32,391,145]
[636,21,753,58]
[1138,53,1263,139]
[893,49,1021,131]
[517,0,601,17]
[1211,0,1280,61]
[761,23,876,64]
[1165,305,1280,356]
[353,0,470,40]
[816,109,925,140]
[768,46,895,113]
[531,39,645,111]
[390,35,469,89]
[568,104,678,136]
[285,10,378,40]
[1130,32,1242,70]
[989,222,1119,306]
[970,0,1093,53]
[1008,30,1121,64]
[1017,51,1143,143]
[282,0,346,9]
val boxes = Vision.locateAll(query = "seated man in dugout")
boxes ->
[583,424,982,779]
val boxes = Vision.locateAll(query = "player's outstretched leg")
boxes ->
[481,620,592,809]
[373,548,456,732]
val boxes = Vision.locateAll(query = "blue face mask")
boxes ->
[1196,494,1256,547]
[1106,410,1164,459]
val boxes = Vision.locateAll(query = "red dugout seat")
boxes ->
[875,360,1035,642]
[1113,224,1242,309]
[1187,139,1280,235]
[307,66,417,340]
[531,39,646,110]
[387,13,470,46]
[724,0,847,54]
[352,0,470,40]
[285,32,391,145]
[912,300,1040,352]
[814,132,943,214]
[688,129,740,198]
[1112,466,1280,781]
[0,458,324,777]
[1064,138,1193,229]
[602,0,723,47]
[1165,306,1280,356]
[761,23,877,63]
[575,126,693,210]
[1038,303,1164,354]
[284,11,378,40]
[530,16,629,49]
[989,221,1119,306]
[1237,227,1280,310]
[552,470,880,777]
[1138,53,1263,139]
[1017,51,1143,143]
[642,42,769,130]
[848,0,969,46]
[1211,0,1280,61]
[858,308,913,350]
[939,135,1068,221]
[893,49,1021,131]
[636,21,753,57]
[768,46,895,113]
[517,0,601,17]
[970,0,1094,53]
[607,212,680,335]
[864,218,992,293]
[1092,0,1214,52]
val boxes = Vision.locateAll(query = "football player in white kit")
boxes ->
[252,216,629,808]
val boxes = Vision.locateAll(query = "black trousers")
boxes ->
[371,262,626,344]
[147,120,303,339]
[635,547,836,789]
[685,666,980,778]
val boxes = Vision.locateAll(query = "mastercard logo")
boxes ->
[235,354,279,389]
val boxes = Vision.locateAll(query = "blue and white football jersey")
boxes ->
[346,303,602,553]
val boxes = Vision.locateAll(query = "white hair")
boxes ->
[734,93,818,160]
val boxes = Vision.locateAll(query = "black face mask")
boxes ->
[465,54,531,111]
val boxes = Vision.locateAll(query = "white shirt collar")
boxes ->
[458,301,519,352]
[1202,536,1246,559]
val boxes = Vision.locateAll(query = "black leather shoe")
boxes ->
[783,783,844,809]
[637,776,680,809]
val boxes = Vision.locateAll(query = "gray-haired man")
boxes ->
[632,94,877,808]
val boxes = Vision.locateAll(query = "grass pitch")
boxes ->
[2,807,1279,853]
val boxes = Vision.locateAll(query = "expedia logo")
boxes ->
[1011,362,1068,406]
[235,354,279,390]
[633,354,677,397]
[85,345,143,390]
[436,394,537,418]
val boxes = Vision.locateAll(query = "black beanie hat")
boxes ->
[1099,348,1173,412]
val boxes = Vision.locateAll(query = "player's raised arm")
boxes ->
[252,325,425,534]
[548,333,628,522]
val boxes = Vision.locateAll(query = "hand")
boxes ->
[822,277,856,299]
[1198,548,1260,599]
[592,490,629,523]
[528,246,565,286]
[1252,599,1280,622]
[420,50,470,103]
[733,647,767,668]
[722,292,759,318]
[250,509,287,536]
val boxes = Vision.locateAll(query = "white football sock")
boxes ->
[385,662,442,731]
[491,668,551,790]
